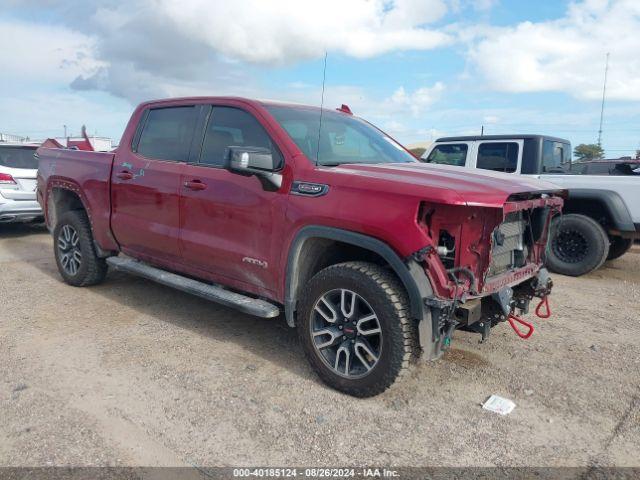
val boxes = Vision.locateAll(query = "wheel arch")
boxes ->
[563,189,635,233]
[46,182,115,258]
[284,226,433,327]
[46,184,87,230]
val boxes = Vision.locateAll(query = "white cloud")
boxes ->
[22,0,452,102]
[385,83,446,116]
[156,0,450,63]
[0,19,102,84]
[468,0,640,100]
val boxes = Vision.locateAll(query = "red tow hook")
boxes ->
[507,313,534,339]
[535,296,551,319]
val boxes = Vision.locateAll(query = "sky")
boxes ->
[1,0,639,157]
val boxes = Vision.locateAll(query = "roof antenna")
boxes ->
[597,52,610,148]
[315,51,328,166]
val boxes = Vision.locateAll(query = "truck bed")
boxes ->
[36,147,116,249]
[538,174,640,224]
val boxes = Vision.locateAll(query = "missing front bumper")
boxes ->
[420,268,554,356]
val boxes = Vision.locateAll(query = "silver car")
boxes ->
[0,144,42,223]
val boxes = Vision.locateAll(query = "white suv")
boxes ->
[0,143,43,223]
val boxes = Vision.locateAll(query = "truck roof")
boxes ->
[137,96,331,113]
[436,134,570,143]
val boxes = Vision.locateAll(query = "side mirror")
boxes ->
[226,146,282,190]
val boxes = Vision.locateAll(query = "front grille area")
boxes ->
[487,212,527,277]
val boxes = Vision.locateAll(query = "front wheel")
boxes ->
[546,214,609,277]
[297,261,418,397]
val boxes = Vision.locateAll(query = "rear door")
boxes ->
[179,104,287,296]
[471,140,523,173]
[110,105,199,264]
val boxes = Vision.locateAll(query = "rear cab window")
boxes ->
[542,140,572,173]
[476,142,519,173]
[0,146,38,169]
[424,143,468,166]
[134,106,198,162]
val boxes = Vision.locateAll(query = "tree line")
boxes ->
[574,143,640,161]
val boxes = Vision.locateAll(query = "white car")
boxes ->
[0,143,43,223]
[422,135,640,276]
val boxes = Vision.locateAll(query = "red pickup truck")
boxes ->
[37,97,563,397]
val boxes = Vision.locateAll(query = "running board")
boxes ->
[106,256,280,318]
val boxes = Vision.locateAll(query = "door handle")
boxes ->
[116,171,134,180]
[184,180,207,191]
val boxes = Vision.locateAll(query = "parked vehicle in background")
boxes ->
[422,135,640,276]
[571,158,640,176]
[0,143,43,223]
[37,98,563,396]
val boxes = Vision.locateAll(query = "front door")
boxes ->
[111,105,198,264]
[179,105,287,296]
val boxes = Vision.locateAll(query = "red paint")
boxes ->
[535,296,551,318]
[37,96,564,305]
[507,313,534,339]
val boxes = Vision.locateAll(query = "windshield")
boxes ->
[266,106,416,166]
[0,146,38,169]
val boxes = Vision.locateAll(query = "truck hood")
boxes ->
[329,162,563,207]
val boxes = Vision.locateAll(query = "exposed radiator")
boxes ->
[488,213,527,277]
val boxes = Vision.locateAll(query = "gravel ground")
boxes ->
[0,223,638,468]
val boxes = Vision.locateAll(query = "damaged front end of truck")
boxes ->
[412,192,564,359]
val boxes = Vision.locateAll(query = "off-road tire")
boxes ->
[297,261,418,397]
[606,236,633,261]
[53,210,107,287]
[546,214,609,277]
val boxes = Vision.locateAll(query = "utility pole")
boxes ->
[64,124,68,139]
[481,125,484,136]
[597,52,609,148]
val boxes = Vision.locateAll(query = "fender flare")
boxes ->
[284,225,434,328]
[565,189,635,232]
[45,180,115,257]
[45,179,90,228]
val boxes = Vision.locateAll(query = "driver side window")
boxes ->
[200,107,282,168]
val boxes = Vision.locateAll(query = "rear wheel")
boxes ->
[546,214,609,276]
[606,236,633,261]
[53,210,107,286]
[297,261,418,397]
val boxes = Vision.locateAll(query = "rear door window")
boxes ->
[0,146,38,169]
[200,107,282,168]
[135,106,198,162]
[542,140,571,172]
[476,142,519,173]
[425,144,468,166]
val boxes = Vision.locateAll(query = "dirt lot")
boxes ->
[1,223,638,468]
